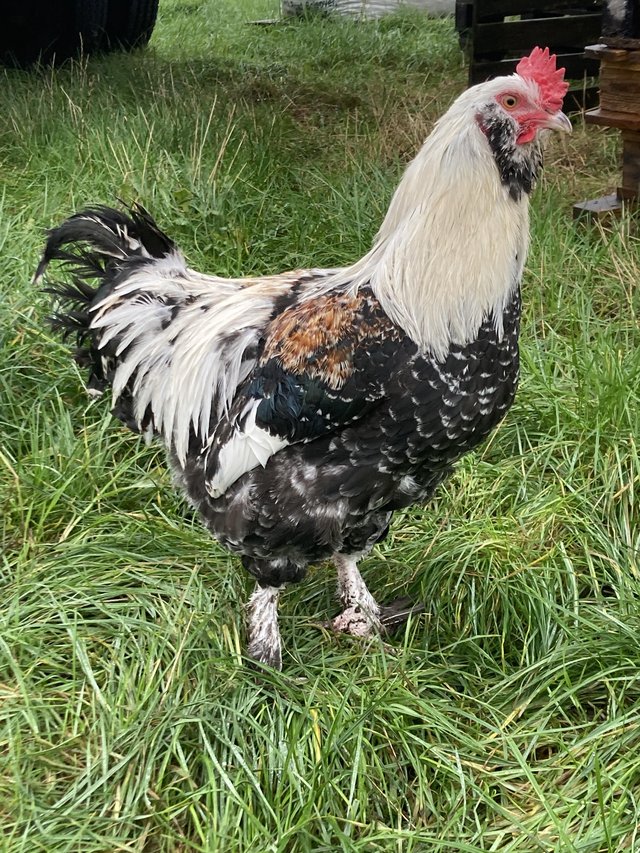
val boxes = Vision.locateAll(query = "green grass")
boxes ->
[1,0,640,850]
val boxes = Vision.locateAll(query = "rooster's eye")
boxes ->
[502,95,519,110]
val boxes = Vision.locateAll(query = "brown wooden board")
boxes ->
[600,70,640,114]
[585,107,640,130]
[622,133,640,194]
[584,42,640,61]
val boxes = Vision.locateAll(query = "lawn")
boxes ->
[1,0,640,850]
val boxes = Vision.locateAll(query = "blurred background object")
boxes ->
[0,0,159,67]
[281,0,455,19]
[575,0,640,217]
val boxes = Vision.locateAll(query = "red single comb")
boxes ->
[516,46,568,112]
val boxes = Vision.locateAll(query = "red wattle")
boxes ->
[517,126,537,144]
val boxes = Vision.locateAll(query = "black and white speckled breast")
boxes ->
[330,285,520,489]
[393,285,520,472]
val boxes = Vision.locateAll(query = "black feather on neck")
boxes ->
[477,106,542,202]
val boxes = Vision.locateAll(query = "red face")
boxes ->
[497,90,572,145]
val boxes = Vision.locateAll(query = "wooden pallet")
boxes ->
[574,41,640,218]
[455,0,603,108]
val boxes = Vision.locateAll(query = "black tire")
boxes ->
[104,0,159,51]
[0,0,108,67]
[53,0,109,59]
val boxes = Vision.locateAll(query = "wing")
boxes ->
[86,262,340,466]
[204,287,406,498]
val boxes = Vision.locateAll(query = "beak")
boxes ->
[545,110,572,134]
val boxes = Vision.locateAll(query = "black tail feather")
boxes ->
[35,203,175,283]
[37,202,177,398]
[37,202,176,325]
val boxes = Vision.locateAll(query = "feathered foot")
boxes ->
[330,554,382,637]
[330,555,424,638]
[331,604,381,636]
[246,584,283,669]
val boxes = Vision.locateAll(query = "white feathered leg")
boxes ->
[246,584,283,669]
[331,554,382,637]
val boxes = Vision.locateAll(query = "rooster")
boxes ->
[36,47,571,669]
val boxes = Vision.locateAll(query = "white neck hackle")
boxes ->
[330,76,542,360]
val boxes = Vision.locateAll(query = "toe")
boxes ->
[331,605,381,637]
[378,598,425,632]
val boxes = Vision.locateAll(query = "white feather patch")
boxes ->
[206,401,289,498]
[88,257,335,466]
[325,75,541,359]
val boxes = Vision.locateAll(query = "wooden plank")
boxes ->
[602,66,640,82]
[621,131,640,195]
[474,0,599,20]
[473,14,603,52]
[455,0,474,37]
[617,186,640,200]
[587,43,640,65]
[599,84,640,105]
[600,75,640,114]
[585,107,640,130]
[585,43,631,59]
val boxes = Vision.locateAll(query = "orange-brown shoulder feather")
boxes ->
[261,290,389,390]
